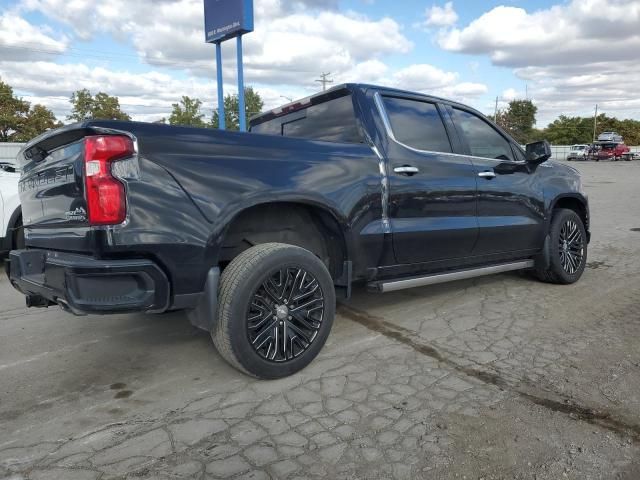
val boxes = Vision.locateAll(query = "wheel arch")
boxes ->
[6,205,22,250]
[216,200,352,282]
[549,194,590,241]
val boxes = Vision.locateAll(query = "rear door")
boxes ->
[378,94,478,264]
[447,106,545,256]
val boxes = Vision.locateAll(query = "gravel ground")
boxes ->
[1,161,639,480]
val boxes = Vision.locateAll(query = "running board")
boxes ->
[369,260,535,293]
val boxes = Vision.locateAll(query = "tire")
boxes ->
[534,209,587,284]
[212,243,336,379]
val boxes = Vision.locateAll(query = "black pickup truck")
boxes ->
[8,84,590,378]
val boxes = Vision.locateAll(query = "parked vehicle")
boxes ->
[620,151,639,161]
[596,143,630,161]
[0,162,23,257]
[7,84,590,378]
[566,144,589,161]
[584,144,599,161]
[597,132,623,143]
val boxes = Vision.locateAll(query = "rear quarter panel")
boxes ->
[83,121,385,290]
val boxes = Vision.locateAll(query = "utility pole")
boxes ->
[593,104,598,142]
[315,72,334,92]
[494,96,499,123]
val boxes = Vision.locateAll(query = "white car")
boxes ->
[1,161,23,256]
[566,144,589,161]
[597,132,623,143]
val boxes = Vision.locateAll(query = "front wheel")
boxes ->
[212,243,336,379]
[534,209,587,284]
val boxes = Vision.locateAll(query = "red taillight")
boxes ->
[84,135,134,225]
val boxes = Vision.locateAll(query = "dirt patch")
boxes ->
[338,304,640,443]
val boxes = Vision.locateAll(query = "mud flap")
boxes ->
[186,267,220,332]
[535,234,551,271]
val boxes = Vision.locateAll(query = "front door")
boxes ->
[448,106,546,256]
[379,95,478,264]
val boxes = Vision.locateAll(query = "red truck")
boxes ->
[596,143,630,161]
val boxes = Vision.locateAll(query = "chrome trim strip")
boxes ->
[373,92,526,165]
[377,260,535,293]
[370,144,391,234]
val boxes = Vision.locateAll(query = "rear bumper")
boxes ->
[7,249,170,315]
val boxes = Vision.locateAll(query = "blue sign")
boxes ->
[204,0,254,43]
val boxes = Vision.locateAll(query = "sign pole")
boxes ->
[237,35,246,132]
[216,41,225,131]
[204,0,253,131]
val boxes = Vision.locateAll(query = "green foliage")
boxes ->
[68,89,131,122]
[543,115,594,144]
[493,98,640,145]
[211,87,264,131]
[0,79,61,142]
[542,114,640,145]
[169,96,205,127]
[496,100,538,144]
[16,104,62,142]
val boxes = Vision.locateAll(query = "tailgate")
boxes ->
[20,138,87,227]
[18,124,130,228]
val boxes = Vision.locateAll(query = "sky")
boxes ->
[0,0,639,127]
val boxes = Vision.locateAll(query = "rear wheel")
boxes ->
[212,243,335,379]
[534,209,587,284]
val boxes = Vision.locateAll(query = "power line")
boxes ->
[0,42,219,71]
[315,72,333,92]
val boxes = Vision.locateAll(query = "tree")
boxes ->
[68,89,130,122]
[0,80,30,142]
[15,104,62,142]
[169,96,205,127]
[543,115,593,145]
[211,87,264,131]
[497,99,538,144]
[541,114,640,145]
[0,79,60,142]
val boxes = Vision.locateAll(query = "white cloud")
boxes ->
[392,63,458,91]
[5,0,488,123]
[437,0,640,124]
[424,2,458,27]
[0,59,218,121]
[0,11,68,61]
[502,88,520,102]
[333,61,487,104]
[21,0,413,88]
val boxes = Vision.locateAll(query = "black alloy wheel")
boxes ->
[558,219,585,275]
[212,243,336,379]
[247,266,325,362]
[534,208,588,284]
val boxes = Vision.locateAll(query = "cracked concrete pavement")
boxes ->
[1,161,639,479]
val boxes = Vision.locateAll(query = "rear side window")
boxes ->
[382,97,452,153]
[251,94,363,143]
[453,108,514,161]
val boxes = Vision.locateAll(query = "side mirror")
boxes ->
[525,140,552,164]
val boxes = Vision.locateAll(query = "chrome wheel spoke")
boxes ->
[559,219,584,275]
[247,266,325,363]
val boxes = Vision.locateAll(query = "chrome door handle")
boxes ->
[394,166,420,175]
[478,171,496,179]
